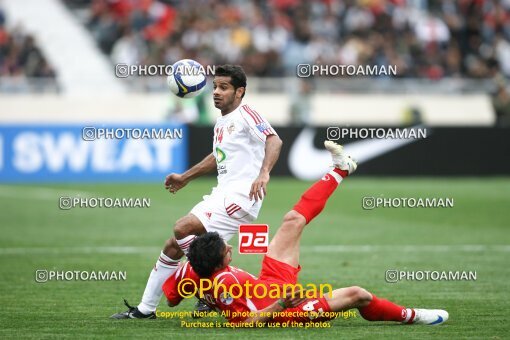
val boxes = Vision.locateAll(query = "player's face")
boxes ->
[213,76,242,113]
[220,242,233,268]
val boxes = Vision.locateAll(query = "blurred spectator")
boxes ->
[289,78,312,125]
[111,28,147,64]
[165,90,211,125]
[0,9,57,85]
[75,0,510,80]
[493,77,510,127]
[495,34,510,77]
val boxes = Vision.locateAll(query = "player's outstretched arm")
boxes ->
[165,153,216,194]
[249,134,283,201]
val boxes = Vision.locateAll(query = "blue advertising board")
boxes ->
[0,125,188,182]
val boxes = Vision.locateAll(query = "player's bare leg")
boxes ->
[324,286,449,325]
[111,214,206,319]
[267,141,356,267]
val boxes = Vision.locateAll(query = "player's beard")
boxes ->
[216,92,237,114]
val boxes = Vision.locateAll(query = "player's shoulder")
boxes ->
[175,261,199,281]
[238,103,266,122]
[212,266,242,285]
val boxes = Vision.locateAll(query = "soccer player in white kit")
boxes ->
[112,65,283,319]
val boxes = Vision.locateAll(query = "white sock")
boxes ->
[137,252,179,315]
[328,169,343,183]
[403,308,415,323]
[176,235,197,256]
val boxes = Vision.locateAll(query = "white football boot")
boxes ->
[324,140,358,175]
[411,309,449,325]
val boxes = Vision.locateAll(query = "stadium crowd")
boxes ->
[0,8,57,82]
[82,0,510,79]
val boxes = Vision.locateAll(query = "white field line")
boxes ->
[0,245,509,255]
[302,245,510,253]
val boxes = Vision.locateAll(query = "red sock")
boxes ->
[359,295,414,323]
[293,168,346,224]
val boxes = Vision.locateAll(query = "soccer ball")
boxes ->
[167,59,207,98]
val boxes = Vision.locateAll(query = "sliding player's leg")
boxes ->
[324,287,449,325]
[266,141,357,268]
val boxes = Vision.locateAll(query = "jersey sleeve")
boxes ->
[239,104,277,143]
[215,273,251,323]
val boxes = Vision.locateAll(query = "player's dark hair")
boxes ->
[188,232,226,278]
[214,64,247,98]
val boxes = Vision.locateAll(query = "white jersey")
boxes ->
[211,102,277,217]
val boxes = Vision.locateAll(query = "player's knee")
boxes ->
[348,286,372,304]
[173,216,193,239]
[174,214,205,240]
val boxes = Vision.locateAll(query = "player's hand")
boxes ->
[249,172,270,201]
[165,173,188,194]
[280,286,307,309]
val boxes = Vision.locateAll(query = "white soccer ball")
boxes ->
[167,59,207,98]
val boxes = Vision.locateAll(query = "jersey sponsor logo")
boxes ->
[205,212,212,220]
[215,147,226,163]
[227,122,236,134]
[239,224,269,254]
[219,292,233,305]
[217,164,227,175]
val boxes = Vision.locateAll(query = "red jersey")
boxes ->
[162,261,278,323]
[162,256,334,324]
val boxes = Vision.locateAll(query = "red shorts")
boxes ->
[259,255,301,285]
[258,255,334,324]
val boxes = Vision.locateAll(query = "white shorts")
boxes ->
[190,190,259,241]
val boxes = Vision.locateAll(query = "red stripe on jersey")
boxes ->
[226,204,240,215]
[227,207,241,216]
[248,106,264,123]
[244,105,275,136]
[246,105,264,124]
[230,206,242,215]
[226,203,238,211]
[226,204,241,214]
[176,262,188,279]
[242,105,261,124]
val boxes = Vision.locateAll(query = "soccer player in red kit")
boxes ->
[162,141,449,326]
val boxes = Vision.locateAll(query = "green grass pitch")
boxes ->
[0,178,509,339]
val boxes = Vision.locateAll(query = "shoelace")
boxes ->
[123,299,137,314]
